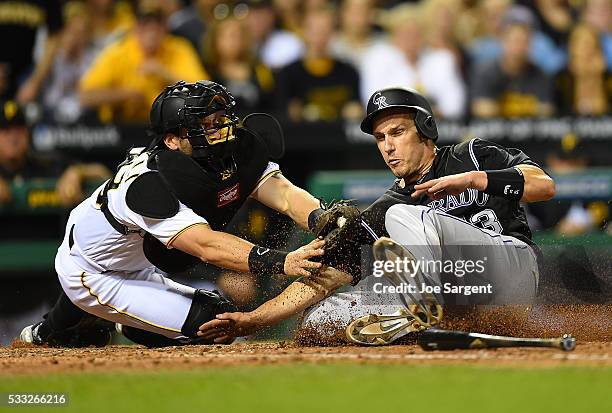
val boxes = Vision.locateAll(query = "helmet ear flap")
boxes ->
[414,111,438,141]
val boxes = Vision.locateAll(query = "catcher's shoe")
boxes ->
[19,321,112,347]
[19,323,44,345]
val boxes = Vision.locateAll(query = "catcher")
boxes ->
[199,87,556,345]
[20,80,331,348]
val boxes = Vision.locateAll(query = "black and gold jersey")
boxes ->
[362,138,541,246]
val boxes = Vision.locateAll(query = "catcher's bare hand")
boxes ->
[412,171,486,200]
[284,238,325,277]
[198,312,260,343]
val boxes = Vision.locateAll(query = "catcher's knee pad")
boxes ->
[181,289,237,338]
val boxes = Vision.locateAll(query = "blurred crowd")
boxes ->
[0,0,610,320]
[0,0,611,237]
[0,0,610,126]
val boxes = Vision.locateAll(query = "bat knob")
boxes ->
[560,334,576,352]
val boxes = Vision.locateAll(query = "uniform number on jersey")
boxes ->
[108,153,147,190]
[470,209,503,233]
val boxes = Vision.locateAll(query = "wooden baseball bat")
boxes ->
[417,328,576,352]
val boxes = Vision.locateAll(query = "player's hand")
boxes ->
[412,171,486,200]
[284,238,325,277]
[197,311,260,343]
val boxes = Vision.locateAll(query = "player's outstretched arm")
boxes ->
[251,173,320,230]
[197,267,353,342]
[170,224,324,277]
[412,164,555,203]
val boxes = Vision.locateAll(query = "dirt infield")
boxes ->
[2,305,610,375]
[2,340,611,376]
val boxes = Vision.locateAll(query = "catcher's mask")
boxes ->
[360,87,438,141]
[149,80,240,175]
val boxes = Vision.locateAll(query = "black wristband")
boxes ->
[485,167,524,200]
[308,208,325,232]
[248,245,288,275]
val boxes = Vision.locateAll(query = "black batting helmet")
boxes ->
[360,87,438,141]
[149,80,240,174]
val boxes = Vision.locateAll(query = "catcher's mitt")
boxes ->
[310,199,361,254]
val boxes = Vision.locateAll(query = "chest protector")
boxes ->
[141,128,270,273]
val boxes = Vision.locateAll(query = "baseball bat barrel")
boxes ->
[417,328,576,352]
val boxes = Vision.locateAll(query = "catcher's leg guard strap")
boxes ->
[181,289,237,338]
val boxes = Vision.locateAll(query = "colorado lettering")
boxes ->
[427,188,489,213]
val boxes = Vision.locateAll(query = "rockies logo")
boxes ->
[372,93,389,109]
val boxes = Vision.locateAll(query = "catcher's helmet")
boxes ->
[149,80,240,174]
[360,87,438,141]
